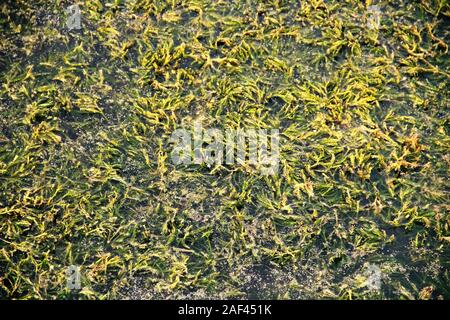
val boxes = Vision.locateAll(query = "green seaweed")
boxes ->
[0,0,449,300]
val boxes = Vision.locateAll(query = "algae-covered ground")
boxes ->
[0,0,449,300]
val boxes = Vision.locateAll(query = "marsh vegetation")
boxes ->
[0,0,449,299]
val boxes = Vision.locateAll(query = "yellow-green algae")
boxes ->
[0,0,449,299]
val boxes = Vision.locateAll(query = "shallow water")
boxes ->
[0,0,449,300]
